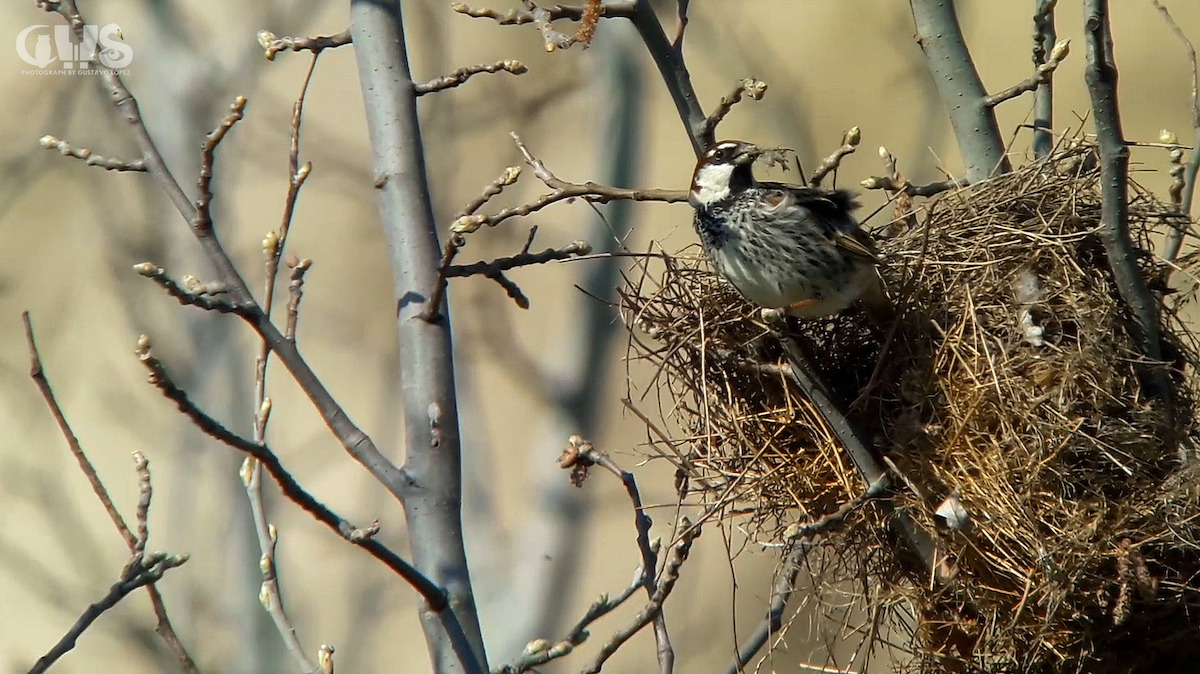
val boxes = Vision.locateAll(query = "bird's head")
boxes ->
[689,140,759,209]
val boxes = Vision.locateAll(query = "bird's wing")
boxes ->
[759,183,878,265]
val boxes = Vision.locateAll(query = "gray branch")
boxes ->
[908,0,1012,181]
[349,0,488,671]
[1082,0,1176,459]
[1032,0,1058,160]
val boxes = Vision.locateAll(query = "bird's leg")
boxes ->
[782,298,820,314]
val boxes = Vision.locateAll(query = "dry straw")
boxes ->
[622,142,1200,673]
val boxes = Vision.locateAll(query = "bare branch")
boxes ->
[445,237,592,309]
[23,312,200,674]
[494,565,645,673]
[257,29,352,61]
[351,0,488,669]
[698,78,768,147]
[563,437,675,673]
[984,38,1070,108]
[29,552,190,674]
[415,60,528,95]
[133,335,449,608]
[1153,0,1200,262]
[809,126,862,187]
[580,523,698,674]
[1083,0,1176,459]
[37,135,146,171]
[133,262,246,314]
[859,175,960,197]
[908,0,1012,180]
[1032,0,1059,159]
[452,2,637,26]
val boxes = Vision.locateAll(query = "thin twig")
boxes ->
[564,437,675,673]
[258,29,352,61]
[28,552,190,674]
[983,38,1069,108]
[38,135,146,171]
[809,126,862,187]
[859,175,960,197]
[1153,0,1200,262]
[133,335,448,609]
[580,523,698,674]
[697,78,768,148]
[415,60,528,95]
[23,312,200,674]
[493,564,645,673]
[242,49,323,674]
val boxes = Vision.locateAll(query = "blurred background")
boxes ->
[1,1,1197,672]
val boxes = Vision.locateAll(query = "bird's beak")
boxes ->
[733,148,759,166]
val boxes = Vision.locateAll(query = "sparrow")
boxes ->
[688,140,891,322]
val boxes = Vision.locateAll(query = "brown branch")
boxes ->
[452,1,637,26]
[494,564,645,673]
[983,38,1070,108]
[29,552,190,674]
[425,165,523,321]
[258,29,352,61]
[133,335,449,609]
[37,135,146,171]
[580,522,697,674]
[808,126,862,187]
[415,60,528,95]
[697,78,768,147]
[563,436,676,673]
[23,312,200,674]
[451,132,685,233]
[284,256,312,341]
[1083,0,1176,458]
[444,236,592,308]
[859,175,960,197]
[134,262,247,314]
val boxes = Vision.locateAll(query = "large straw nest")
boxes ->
[621,144,1200,673]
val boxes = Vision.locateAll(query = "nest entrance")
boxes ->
[622,149,1200,672]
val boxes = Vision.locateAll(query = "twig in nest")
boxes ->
[698,78,768,147]
[809,126,862,187]
[38,135,146,171]
[415,60,527,95]
[984,38,1070,108]
[257,29,351,60]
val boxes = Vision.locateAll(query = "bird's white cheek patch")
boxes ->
[691,164,734,205]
